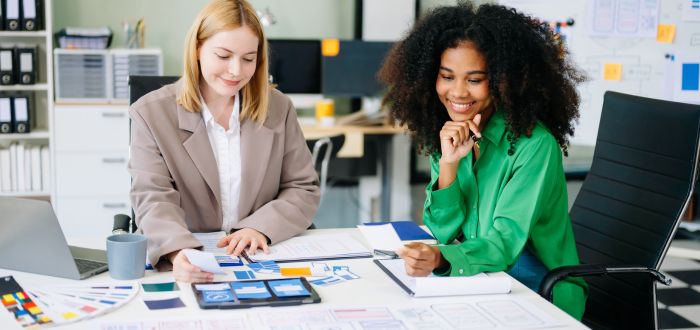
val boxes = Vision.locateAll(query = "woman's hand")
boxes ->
[396,242,448,277]
[216,228,271,257]
[169,249,214,283]
[439,114,482,165]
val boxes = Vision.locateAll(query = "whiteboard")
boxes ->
[498,0,700,145]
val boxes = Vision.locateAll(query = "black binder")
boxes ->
[5,0,19,31]
[0,48,14,85]
[0,96,11,133]
[1,0,6,31]
[15,47,36,85]
[20,0,41,31]
[11,95,29,133]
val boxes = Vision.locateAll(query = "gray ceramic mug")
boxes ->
[106,234,147,280]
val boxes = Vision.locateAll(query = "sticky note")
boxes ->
[682,63,700,91]
[656,24,676,43]
[62,312,78,319]
[322,39,340,57]
[603,63,622,81]
[280,267,312,276]
[234,270,256,280]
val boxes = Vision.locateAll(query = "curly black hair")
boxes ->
[378,1,585,156]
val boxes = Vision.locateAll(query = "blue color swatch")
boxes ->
[234,270,256,280]
[682,63,700,91]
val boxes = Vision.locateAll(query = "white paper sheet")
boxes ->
[357,224,403,251]
[246,234,371,262]
[182,249,225,274]
[192,231,227,254]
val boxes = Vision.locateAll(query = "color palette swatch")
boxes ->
[0,276,53,328]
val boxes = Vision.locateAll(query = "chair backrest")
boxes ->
[129,75,180,105]
[306,134,345,197]
[570,91,700,329]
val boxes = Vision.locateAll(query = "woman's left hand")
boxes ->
[216,228,271,256]
[396,242,447,276]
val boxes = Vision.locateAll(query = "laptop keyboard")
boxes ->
[75,258,107,273]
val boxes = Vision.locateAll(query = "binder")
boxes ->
[1,0,5,31]
[0,148,11,192]
[9,143,17,191]
[20,0,40,31]
[0,48,14,85]
[5,0,19,31]
[15,47,36,84]
[0,96,11,133]
[15,142,24,191]
[40,144,48,191]
[12,96,29,133]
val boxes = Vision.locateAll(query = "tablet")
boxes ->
[191,277,321,309]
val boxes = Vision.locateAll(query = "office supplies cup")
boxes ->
[106,234,147,280]
[315,99,335,127]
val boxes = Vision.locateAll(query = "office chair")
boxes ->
[306,134,345,198]
[113,75,180,233]
[539,91,700,330]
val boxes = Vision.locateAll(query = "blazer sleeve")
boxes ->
[128,105,202,269]
[232,99,320,243]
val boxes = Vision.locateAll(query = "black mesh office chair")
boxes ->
[539,91,700,330]
[113,75,180,234]
[306,134,345,198]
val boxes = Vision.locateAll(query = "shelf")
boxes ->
[0,31,48,38]
[0,191,50,198]
[0,130,50,140]
[0,84,49,92]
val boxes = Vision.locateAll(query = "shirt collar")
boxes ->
[200,93,240,129]
[481,108,507,146]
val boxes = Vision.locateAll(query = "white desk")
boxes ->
[0,228,587,329]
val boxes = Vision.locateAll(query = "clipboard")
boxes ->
[374,259,512,297]
[191,277,321,309]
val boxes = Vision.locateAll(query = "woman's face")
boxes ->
[435,41,493,122]
[198,25,259,98]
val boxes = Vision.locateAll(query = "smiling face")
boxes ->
[198,25,259,100]
[435,41,494,122]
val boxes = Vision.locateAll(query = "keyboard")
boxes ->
[75,258,107,273]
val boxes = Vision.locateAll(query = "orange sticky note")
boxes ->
[322,39,340,57]
[603,63,622,81]
[280,267,312,276]
[657,24,676,43]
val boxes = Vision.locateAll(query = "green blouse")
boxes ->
[424,110,587,319]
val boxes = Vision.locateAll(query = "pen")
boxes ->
[373,249,399,259]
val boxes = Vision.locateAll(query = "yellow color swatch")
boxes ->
[16,292,25,300]
[280,267,312,276]
[322,39,340,57]
[603,63,623,81]
[62,312,78,319]
[657,24,676,43]
[28,306,42,314]
[2,294,15,304]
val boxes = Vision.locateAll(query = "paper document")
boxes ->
[246,234,371,262]
[193,231,227,254]
[375,259,511,297]
[358,223,403,251]
[183,249,226,275]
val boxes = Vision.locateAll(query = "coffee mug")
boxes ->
[106,234,147,280]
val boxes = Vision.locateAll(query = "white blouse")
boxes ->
[200,94,241,233]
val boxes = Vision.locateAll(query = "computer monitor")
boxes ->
[268,39,321,94]
[321,40,394,97]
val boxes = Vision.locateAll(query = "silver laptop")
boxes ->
[0,197,108,279]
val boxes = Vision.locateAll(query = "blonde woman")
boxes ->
[128,0,320,282]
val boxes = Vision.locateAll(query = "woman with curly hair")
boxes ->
[379,2,587,319]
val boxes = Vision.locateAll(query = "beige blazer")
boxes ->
[128,82,320,268]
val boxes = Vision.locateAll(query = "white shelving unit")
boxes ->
[0,0,54,200]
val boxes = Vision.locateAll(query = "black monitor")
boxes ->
[267,39,321,94]
[321,40,393,97]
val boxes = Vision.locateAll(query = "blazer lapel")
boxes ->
[238,118,274,218]
[178,104,222,208]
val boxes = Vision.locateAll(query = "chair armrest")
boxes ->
[538,265,672,301]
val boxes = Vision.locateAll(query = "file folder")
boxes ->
[0,97,11,133]
[21,0,40,31]
[0,48,14,85]
[16,47,36,84]
[12,96,29,133]
[1,0,5,31]
[5,0,19,31]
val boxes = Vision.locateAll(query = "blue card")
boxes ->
[268,279,311,298]
[216,255,243,267]
[143,297,186,310]
[310,276,343,286]
[230,281,271,300]
[234,270,256,280]
[202,290,235,303]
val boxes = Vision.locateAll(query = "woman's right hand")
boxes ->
[439,114,482,165]
[169,249,215,283]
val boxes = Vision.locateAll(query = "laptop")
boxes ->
[0,197,108,279]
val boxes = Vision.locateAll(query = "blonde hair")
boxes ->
[177,0,270,123]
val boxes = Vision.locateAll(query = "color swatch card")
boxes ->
[0,276,54,328]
